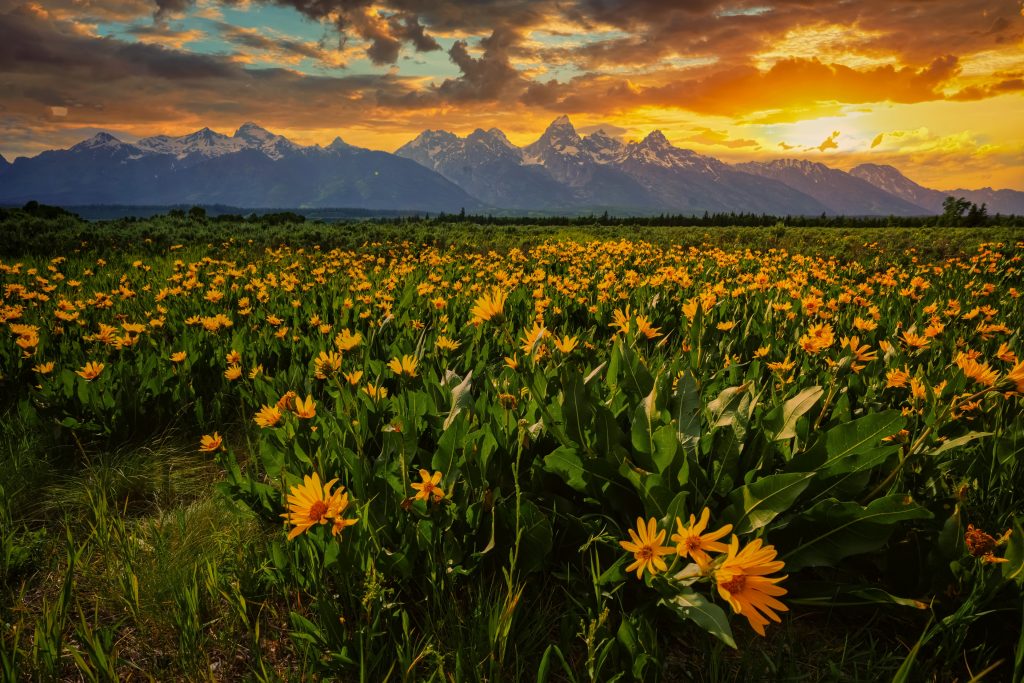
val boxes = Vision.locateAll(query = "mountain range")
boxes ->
[1,117,1022,215]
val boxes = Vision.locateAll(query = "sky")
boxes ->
[1,0,1023,190]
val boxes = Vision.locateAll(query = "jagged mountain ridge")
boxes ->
[401,117,831,215]
[0,123,481,211]
[2,117,1021,214]
[735,159,927,216]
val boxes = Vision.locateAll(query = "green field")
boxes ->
[2,212,1023,681]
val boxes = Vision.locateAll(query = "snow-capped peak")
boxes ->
[72,132,126,150]
[234,122,274,142]
[549,114,573,129]
[137,127,246,159]
[580,130,624,163]
[485,128,516,149]
[134,123,303,160]
[639,130,670,149]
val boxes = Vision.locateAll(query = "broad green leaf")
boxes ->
[770,386,823,440]
[543,446,587,492]
[561,373,593,449]
[660,591,737,649]
[724,472,815,534]
[790,410,905,474]
[443,370,473,430]
[931,431,992,457]
[821,410,905,473]
[673,371,701,454]
[707,384,749,429]
[1002,517,1024,586]
[790,583,927,609]
[631,392,656,456]
[651,424,678,475]
[594,405,628,462]
[781,495,932,571]
[517,501,553,574]
[662,491,689,528]
[821,444,899,478]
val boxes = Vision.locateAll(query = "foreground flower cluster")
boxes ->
[621,511,788,636]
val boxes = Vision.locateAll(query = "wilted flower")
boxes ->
[199,433,223,452]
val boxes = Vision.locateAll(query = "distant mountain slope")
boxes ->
[614,131,829,215]
[850,163,1024,214]
[939,188,1024,215]
[3,118,1021,215]
[397,128,578,210]
[0,124,481,212]
[736,159,929,215]
[400,116,829,215]
[848,164,947,213]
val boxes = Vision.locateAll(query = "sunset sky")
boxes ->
[2,0,1023,190]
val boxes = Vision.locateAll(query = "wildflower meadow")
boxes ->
[1,214,1022,680]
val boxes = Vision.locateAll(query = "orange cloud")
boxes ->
[816,131,840,152]
[683,127,760,150]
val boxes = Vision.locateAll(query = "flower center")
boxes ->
[308,500,329,522]
[686,537,701,550]
[637,546,654,561]
[720,574,746,594]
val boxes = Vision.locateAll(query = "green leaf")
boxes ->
[517,501,553,574]
[931,431,992,457]
[596,554,628,585]
[1001,517,1024,586]
[673,371,701,454]
[662,491,689,528]
[651,424,678,475]
[770,386,823,441]
[619,344,654,400]
[631,383,659,456]
[259,441,284,478]
[443,370,473,431]
[543,446,587,492]
[781,495,932,571]
[724,472,816,535]
[660,590,737,649]
[707,384,748,429]
[561,373,593,449]
[593,405,628,462]
[820,410,905,474]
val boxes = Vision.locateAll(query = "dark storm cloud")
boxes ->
[436,28,525,101]
[0,4,423,128]
[153,0,192,20]
[1,0,1023,151]
[217,0,446,65]
[209,21,327,61]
